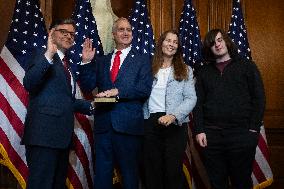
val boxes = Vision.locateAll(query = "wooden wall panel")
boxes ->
[40,0,53,29]
[148,0,174,38]
[207,0,232,31]
[0,0,15,51]
[51,0,74,24]
[245,0,284,130]
[110,0,133,18]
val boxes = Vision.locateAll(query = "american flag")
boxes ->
[0,0,47,188]
[228,0,273,188]
[179,0,203,68]
[228,0,251,60]
[68,0,104,79]
[179,1,209,189]
[65,0,104,188]
[129,0,155,57]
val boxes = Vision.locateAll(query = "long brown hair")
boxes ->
[152,30,188,81]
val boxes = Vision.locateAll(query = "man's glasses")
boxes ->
[55,29,75,38]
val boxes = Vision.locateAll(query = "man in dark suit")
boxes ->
[79,17,153,189]
[22,19,94,189]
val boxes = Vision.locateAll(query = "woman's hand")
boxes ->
[158,114,176,127]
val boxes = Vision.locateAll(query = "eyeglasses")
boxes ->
[55,29,75,38]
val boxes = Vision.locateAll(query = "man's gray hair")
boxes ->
[112,17,131,32]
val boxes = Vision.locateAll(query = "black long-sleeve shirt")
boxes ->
[193,56,265,134]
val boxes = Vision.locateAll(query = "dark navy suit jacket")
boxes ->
[22,52,92,149]
[79,48,153,135]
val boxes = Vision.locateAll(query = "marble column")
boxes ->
[91,0,118,54]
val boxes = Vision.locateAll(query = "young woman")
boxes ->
[143,30,197,189]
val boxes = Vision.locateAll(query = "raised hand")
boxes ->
[82,38,96,64]
[45,28,58,60]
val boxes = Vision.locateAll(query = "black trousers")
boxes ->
[25,145,69,189]
[202,127,259,189]
[143,112,188,189]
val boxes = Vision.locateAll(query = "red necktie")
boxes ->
[110,51,122,83]
[63,56,71,87]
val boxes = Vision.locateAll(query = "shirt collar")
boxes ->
[114,46,131,56]
[57,49,65,61]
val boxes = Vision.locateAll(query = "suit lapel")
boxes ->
[53,53,73,95]
[115,49,136,82]
[103,53,113,83]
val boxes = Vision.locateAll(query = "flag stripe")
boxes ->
[0,75,26,129]
[256,135,268,160]
[0,59,27,126]
[0,60,27,118]
[0,127,28,180]
[252,159,266,183]
[72,132,93,188]
[74,86,95,188]
[254,134,273,179]
[0,90,24,137]
[71,151,90,189]
[0,46,26,84]
[254,147,272,181]
[0,49,28,107]
[257,133,269,160]
[75,114,94,155]
[0,96,26,165]
[67,164,84,189]
[74,124,94,177]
